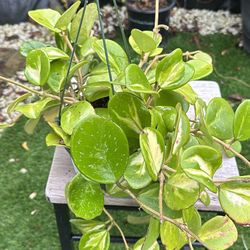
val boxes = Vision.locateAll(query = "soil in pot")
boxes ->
[126,0,176,35]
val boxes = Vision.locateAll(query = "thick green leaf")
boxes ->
[108,92,151,138]
[205,97,234,140]
[20,40,47,57]
[28,9,61,32]
[187,59,213,80]
[150,107,168,136]
[183,206,201,234]
[0,123,15,129]
[70,219,106,234]
[140,127,165,181]
[160,63,194,90]
[193,51,212,64]
[174,83,198,104]
[61,101,95,135]
[198,216,238,250]
[124,152,151,189]
[181,145,222,192]
[160,220,187,250]
[15,98,57,119]
[47,60,67,92]
[48,122,70,146]
[79,230,110,250]
[24,118,40,135]
[234,100,250,141]
[25,49,50,86]
[85,81,111,102]
[200,190,210,206]
[133,237,159,250]
[95,108,110,119]
[71,115,129,183]
[138,184,182,219]
[161,106,177,132]
[219,177,250,225]
[67,174,104,219]
[92,39,128,73]
[124,64,155,94]
[154,90,189,113]
[142,217,160,250]
[7,93,31,114]
[164,172,200,210]
[129,30,162,57]
[45,132,63,147]
[130,29,157,53]
[70,3,98,44]
[69,60,88,78]
[42,47,69,60]
[156,49,194,90]
[55,1,80,30]
[171,104,190,155]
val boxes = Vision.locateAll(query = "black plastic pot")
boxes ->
[177,0,226,10]
[126,0,176,32]
[242,0,250,53]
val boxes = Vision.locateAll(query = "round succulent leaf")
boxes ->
[160,63,194,91]
[181,145,222,192]
[205,97,234,140]
[28,9,61,32]
[71,115,129,183]
[156,49,184,84]
[200,190,211,206]
[95,108,110,119]
[61,101,95,135]
[198,216,238,250]
[15,98,57,119]
[174,83,198,105]
[130,29,157,53]
[193,51,212,64]
[42,47,69,60]
[66,174,104,219]
[46,132,63,147]
[160,220,188,250]
[108,92,151,138]
[182,206,201,235]
[133,238,159,250]
[171,104,190,155]
[187,59,213,80]
[124,152,152,189]
[150,108,167,136]
[138,184,182,219]
[24,49,50,86]
[164,172,200,210]
[219,176,250,225]
[125,64,156,94]
[234,100,250,141]
[70,219,106,234]
[47,60,67,92]
[20,40,47,57]
[79,230,110,250]
[92,39,128,73]
[154,90,189,113]
[85,81,111,102]
[70,3,98,45]
[55,1,80,30]
[7,93,31,114]
[140,127,165,181]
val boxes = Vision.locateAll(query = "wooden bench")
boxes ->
[45,81,239,250]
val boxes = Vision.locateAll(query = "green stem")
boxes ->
[103,208,130,250]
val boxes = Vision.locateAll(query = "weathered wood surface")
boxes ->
[46,81,239,212]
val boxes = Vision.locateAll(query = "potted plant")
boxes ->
[1,1,250,249]
[126,0,176,31]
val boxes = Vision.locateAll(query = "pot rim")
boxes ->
[126,0,176,14]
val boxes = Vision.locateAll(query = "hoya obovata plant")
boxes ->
[1,1,250,249]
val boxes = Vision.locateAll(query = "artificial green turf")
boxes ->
[1,32,250,249]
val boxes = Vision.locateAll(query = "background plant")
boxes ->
[1,1,250,249]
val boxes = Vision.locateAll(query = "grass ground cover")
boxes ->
[0,32,250,249]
